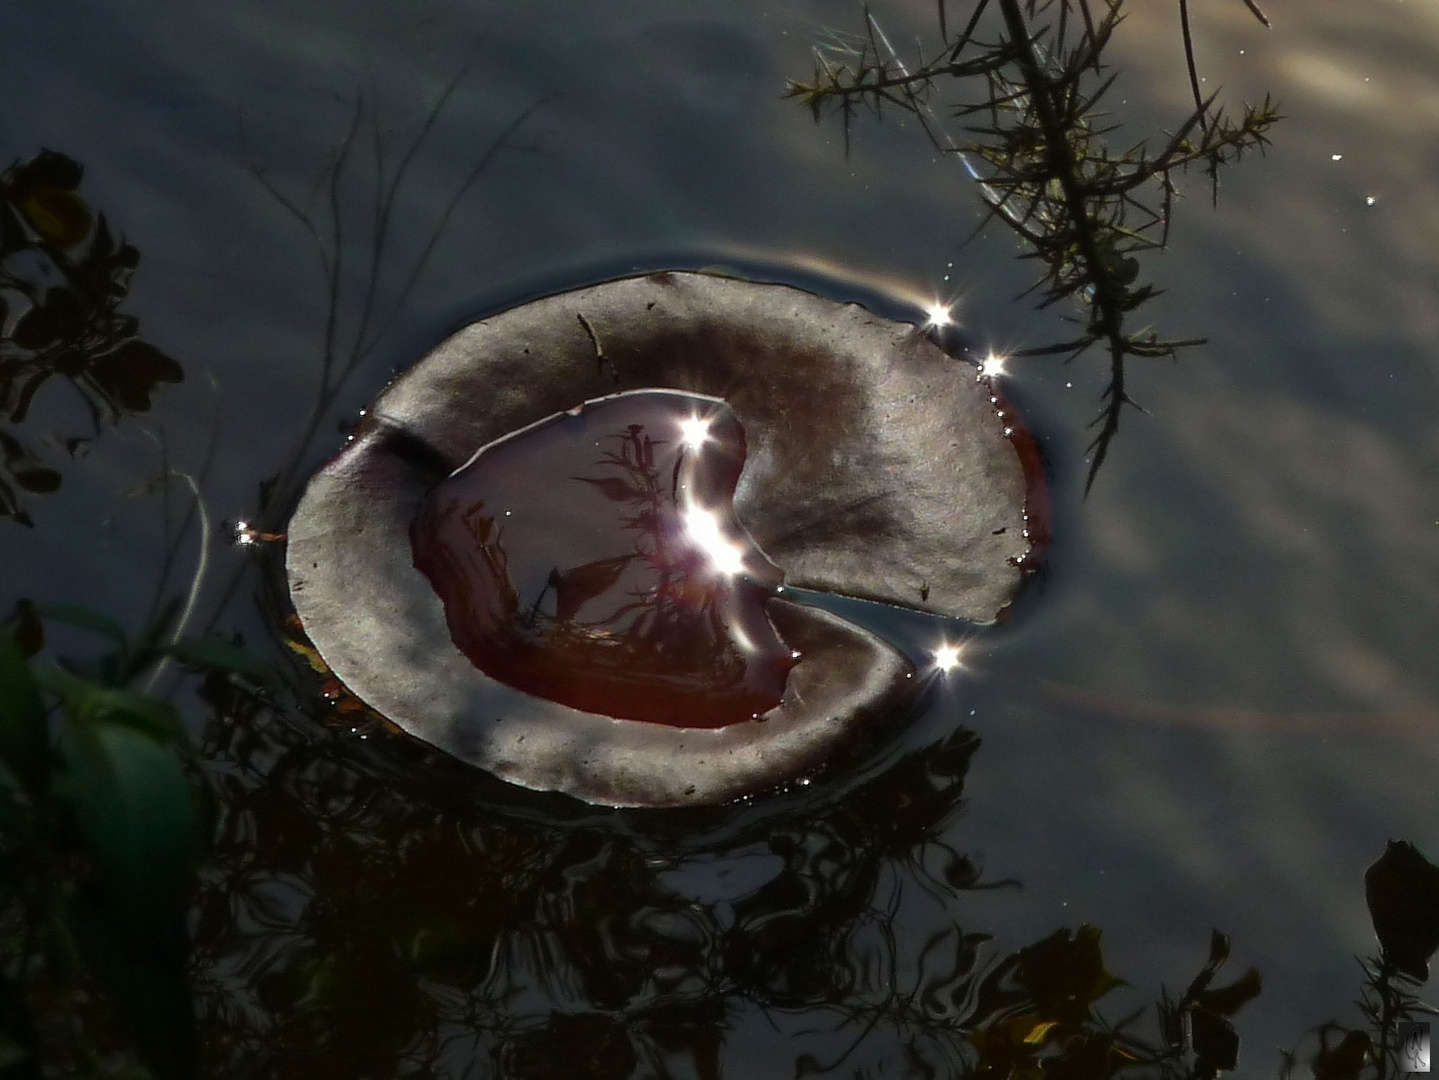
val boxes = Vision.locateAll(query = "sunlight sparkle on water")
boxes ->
[932,642,963,673]
[979,352,1008,379]
[683,506,747,576]
[679,415,711,450]
[923,302,954,330]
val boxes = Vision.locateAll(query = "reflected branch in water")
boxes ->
[788,923,1262,1078]
[189,667,1277,1078]
[188,661,1005,1075]
[789,0,1280,491]
[235,78,542,532]
[211,77,542,646]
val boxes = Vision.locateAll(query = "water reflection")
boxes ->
[789,0,1277,490]
[410,390,794,729]
[191,662,1306,1078]
[192,668,987,1075]
[0,150,181,526]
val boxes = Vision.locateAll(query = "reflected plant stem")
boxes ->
[993,0,1128,486]
[1361,955,1432,1080]
[138,414,220,649]
[210,80,541,635]
[141,468,211,694]
[244,91,542,526]
[1374,960,1397,1080]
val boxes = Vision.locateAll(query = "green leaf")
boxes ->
[37,604,129,648]
[162,636,269,680]
[57,713,198,929]
[62,892,196,1080]
[17,187,92,248]
[36,666,183,743]
[0,965,40,1080]
[0,629,47,797]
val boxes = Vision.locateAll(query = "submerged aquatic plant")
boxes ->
[789,0,1280,490]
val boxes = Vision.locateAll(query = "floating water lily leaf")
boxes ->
[287,273,1044,805]
[366,272,1044,619]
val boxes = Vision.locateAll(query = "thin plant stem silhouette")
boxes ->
[237,81,542,525]
[208,76,541,634]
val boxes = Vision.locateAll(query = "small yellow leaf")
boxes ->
[19,187,92,248]
[283,630,330,675]
[1023,1020,1058,1045]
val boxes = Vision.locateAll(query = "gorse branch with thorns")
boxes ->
[789,0,1279,491]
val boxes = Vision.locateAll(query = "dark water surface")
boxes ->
[3,0,1437,1075]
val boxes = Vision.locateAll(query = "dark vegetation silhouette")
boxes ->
[184,676,1277,1080]
[789,0,1280,490]
[10,587,1436,1080]
[0,604,264,1080]
[0,151,182,525]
